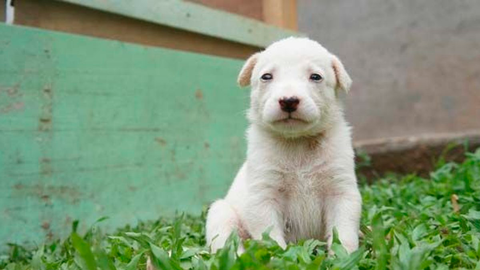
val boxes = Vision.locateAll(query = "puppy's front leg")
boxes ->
[244,196,286,249]
[324,190,362,253]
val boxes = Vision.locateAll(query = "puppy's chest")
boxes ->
[275,159,334,197]
[275,161,333,240]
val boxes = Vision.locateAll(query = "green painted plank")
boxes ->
[0,23,248,249]
[56,0,303,48]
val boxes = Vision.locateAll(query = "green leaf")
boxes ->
[371,213,388,270]
[31,247,44,270]
[149,243,181,270]
[411,224,427,241]
[72,220,80,233]
[94,247,116,270]
[466,210,480,220]
[217,244,236,270]
[71,233,97,270]
[124,232,153,249]
[337,246,365,270]
[125,252,143,270]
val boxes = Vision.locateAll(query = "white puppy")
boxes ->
[206,37,362,254]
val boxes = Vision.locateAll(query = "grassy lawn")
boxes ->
[1,148,480,270]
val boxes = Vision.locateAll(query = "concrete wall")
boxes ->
[298,0,480,141]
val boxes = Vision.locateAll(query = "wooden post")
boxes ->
[262,0,297,30]
[1,0,6,22]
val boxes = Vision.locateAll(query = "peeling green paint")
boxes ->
[0,24,249,250]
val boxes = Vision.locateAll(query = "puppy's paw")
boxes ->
[326,235,358,255]
[341,241,358,254]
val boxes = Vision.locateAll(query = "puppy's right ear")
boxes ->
[331,54,352,93]
[237,53,260,87]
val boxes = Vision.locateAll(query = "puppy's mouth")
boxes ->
[273,115,309,125]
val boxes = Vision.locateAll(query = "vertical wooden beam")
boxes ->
[1,0,6,22]
[262,0,297,30]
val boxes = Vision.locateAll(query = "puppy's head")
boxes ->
[238,37,351,138]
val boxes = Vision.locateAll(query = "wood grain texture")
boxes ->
[263,0,298,30]
[1,1,5,22]
[15,0,261,59]
[187,0,264,21]
[0,23,249,249]
[56,0,300,48]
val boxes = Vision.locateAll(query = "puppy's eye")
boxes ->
[261,73,273,81]
[309,73,323,81]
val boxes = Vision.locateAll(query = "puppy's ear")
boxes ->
[331,55,352,93]
[238,53,260,87]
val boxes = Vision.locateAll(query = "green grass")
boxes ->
[2,149,480,270]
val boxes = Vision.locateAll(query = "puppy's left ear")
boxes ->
[331,55,352,93]
[238,53,260,87]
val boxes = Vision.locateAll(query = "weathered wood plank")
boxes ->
[188,0,264,21]
[56,0,302,48]
[15,0,262,59]
[263,0,298,30]
[1,1,5,22]
[0,23,248,249]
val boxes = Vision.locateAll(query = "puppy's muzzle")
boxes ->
[279,96,300,113]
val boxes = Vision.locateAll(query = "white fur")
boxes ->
[206,37,361,254]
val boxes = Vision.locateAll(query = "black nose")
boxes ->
[279,97,300,113]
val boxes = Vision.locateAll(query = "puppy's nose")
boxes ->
[279,96,300,113]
